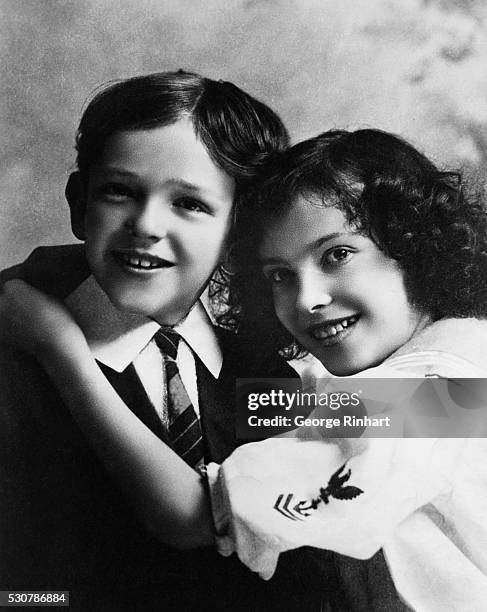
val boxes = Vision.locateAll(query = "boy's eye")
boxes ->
[173,196,209,214]
[322,247,353,266]
[96,183,134,201]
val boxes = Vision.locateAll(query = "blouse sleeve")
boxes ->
[207,435,462,580]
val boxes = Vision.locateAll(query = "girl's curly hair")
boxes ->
[214,129,487,358]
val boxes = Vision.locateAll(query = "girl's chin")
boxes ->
[326,365,363,377]
[308,347,356,376]
[317,352,372,377]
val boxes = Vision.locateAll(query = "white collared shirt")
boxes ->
[65,276,223,416]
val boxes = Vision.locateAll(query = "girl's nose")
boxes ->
[296,268,333,313]
[125,195,168,241]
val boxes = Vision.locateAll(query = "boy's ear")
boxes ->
[66,172,87,240]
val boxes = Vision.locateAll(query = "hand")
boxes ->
[0,280,86,358]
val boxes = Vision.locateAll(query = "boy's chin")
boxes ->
[150,311,189,327]
[108,294,192,326]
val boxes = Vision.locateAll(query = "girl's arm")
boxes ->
[0,280,214,549]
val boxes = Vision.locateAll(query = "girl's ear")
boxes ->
[65,172,87,240]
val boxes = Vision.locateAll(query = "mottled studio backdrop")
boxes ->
[1,0,487,268]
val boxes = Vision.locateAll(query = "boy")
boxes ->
[0,71,324,611]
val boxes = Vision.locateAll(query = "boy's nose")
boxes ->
[125,196,168,241]
[296,269,333,313]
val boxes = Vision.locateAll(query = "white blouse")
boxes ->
[208,318,487,611]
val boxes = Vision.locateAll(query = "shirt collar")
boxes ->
[65,276,223,377]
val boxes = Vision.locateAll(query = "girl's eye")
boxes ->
[173,197,209,214]
[323,247,353,266]
[263,268,293,285]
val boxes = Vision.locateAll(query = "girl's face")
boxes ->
[80,119,235,325]
[259,195,430,375]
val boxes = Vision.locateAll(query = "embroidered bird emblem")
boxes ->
[274,462,364,520]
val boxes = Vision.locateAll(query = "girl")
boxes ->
[209,128,487,610]
[2,129,487,610]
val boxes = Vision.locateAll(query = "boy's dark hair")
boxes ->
[221,128,487,358]
[73,69,289,322]
[76,69,288,183]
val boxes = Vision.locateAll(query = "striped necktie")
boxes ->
[154,329,204,470]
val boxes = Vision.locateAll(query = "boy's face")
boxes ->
[259,195,431,375]
[77,119,235,325]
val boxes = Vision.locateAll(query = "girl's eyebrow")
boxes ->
[260,232,350,265]
[96,167,137,178]
[313,232,349,247]
[260,256,286,266]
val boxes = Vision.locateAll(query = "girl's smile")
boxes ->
[260,195,431,375]
[307,314,360,345]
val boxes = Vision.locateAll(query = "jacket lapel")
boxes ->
[98,361,172,445]
[196,355,237,464]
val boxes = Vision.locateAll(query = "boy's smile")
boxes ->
[112,249,175,271]
[78,119,235,325]
[260,195,430,375]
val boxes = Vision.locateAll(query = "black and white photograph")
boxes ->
[1,1,487,610]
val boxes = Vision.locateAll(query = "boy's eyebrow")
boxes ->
[95,168,228,202]
[260,232,349,265]
[168,179,231,204]
[169,179,218,197]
